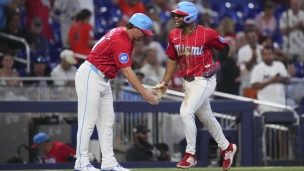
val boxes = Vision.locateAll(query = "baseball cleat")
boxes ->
[74,164,100,171]
[101,164,130,171]
[176,153,197,169]
[221,143,237,171]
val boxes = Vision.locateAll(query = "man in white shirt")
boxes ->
[280,0,304,61]
[237,27,263,95]
[250,46,290,114]
[140,48,165,86]
[51,49,77,86]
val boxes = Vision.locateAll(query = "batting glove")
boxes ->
[152,81,168,100]
[202,61,221,78]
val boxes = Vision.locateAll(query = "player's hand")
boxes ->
[142,89,159,105]
[152,81,168,100]
[202,61,221,78]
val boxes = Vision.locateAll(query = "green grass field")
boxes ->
[5,167,304,171]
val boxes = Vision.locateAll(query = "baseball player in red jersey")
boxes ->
[154,2,237,171]
[74,13,159,171]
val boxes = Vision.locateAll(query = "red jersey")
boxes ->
[44,142,76,163]
[68,22,94,56]
[166,26,228,76]
[86,27,133,79]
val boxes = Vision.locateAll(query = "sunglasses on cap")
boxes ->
[35,57,47,63]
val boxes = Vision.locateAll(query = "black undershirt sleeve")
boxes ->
[218,44,230,64]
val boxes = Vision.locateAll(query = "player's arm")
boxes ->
[121,67,159,105]
[203,31,230,78]
[217,44,230,64]
[162,58,178,83]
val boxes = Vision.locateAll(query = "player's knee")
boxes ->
[180,108,194,120]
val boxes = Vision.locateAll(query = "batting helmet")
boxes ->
[171,1,198,24]
[129,13,153,35]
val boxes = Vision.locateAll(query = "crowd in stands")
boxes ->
[0,0,304,112]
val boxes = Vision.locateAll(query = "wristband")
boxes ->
[160,81,168,87]
[215,61,221,66]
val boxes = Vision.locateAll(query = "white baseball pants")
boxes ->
[181,76,229,155]
[74,61,118,169]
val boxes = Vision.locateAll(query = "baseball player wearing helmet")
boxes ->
[154,2,237,171]
[74,13,159,171]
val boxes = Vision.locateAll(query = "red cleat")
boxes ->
[221,143,237,171]
[176,153,197,169]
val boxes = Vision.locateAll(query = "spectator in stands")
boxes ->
[280,0,304,62]
[0,11,32,54]
[237,27,263,97]
[31,132,76,163]
[117,0,145,25]
[217,17,236,39]
[67,9,94,66]
[235,32,247,51]
[145,0,172,16]
[254,1,277,37]
[216,37,240,98]
[52,0,81,48]
[51,49,77,87]
[199,8,216,29]
[23,56,52,86]
[28,17,49,56]
[259,35,287,63]
[131,41,144,69]
[126,125,170,162]
[251,46,290,113]
[140,48,166,86]
[146,6,162,40]
[77,0,94,27]
[143,35,167,65]
[0,53,21,86]
[25,0,52,40]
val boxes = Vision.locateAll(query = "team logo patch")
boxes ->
[119,53,129,63]
[219,36,226,43]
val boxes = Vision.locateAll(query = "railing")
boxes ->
[0,32,31,73]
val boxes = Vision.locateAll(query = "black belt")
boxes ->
[183,76,195,82]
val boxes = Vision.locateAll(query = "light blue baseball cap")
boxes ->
[129,13,153,36]
[31,132,49,148]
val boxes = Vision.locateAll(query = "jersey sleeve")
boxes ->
[205,29,228,51]
[165,32,178,59]
[111,35,133,68]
